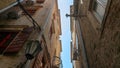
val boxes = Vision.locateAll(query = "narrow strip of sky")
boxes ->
[58,0,73,68]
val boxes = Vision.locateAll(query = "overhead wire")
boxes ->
[17,0,41,31]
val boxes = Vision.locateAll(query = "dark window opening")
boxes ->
[0,31,18,54]
[0,27,33,54]
[42,57,46,68]
[49,20,55,39]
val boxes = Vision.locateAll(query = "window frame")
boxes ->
[49,19,55,39]
[89,0,110,24]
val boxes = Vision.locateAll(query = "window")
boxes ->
[0,27,32,54]
[76,35,78,49]
[0,31,18,53]
[49,19,55,39]
[72,35,79,60]
[93,0,108,23]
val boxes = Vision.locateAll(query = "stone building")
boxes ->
[70,0,120,68]
[70,5,81,68]
[0,0,62,68]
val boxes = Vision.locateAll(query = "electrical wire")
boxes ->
[17,0,41,31]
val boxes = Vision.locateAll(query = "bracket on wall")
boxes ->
[66,14,86,17]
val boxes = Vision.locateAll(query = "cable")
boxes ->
[17,0,41,31]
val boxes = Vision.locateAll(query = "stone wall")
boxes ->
[98,0,120,67]
[78,0,120,68]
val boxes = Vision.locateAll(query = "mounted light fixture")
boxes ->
[66,0,85,18]
[66,14,79,17]
[21,40,42,68]
[25,40,42,60]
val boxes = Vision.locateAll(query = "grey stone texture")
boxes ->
[78,0,120,68]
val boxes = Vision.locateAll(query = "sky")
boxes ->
[58,0,73,68]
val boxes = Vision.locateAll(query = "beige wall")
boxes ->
[0,0,62,68]
[70,5,82,68]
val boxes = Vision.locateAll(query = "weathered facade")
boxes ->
[70,5,82,68]
[70,0,120,68]
[0,0,62,68]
